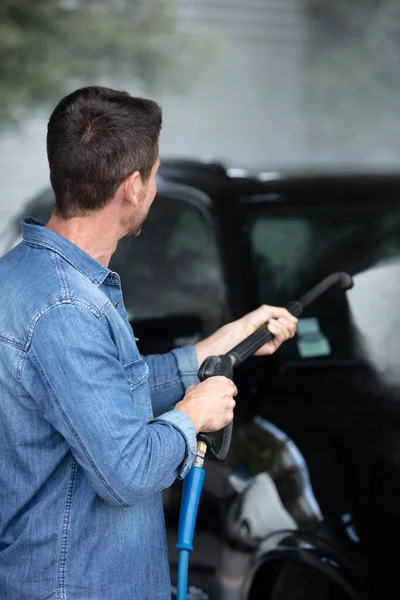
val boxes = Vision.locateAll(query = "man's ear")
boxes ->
[123,171,141,207]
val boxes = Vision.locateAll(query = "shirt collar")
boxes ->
[21,217,111,286]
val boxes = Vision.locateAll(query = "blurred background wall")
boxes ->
[1,0,399,226]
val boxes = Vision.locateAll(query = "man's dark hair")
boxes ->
[46,86,162,218]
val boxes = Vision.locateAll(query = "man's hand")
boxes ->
[238,305,298,356]
[176,377,237,434]
[195,305,298,366]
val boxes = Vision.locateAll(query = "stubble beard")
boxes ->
[127,221,143,238]
[125,188,150,238]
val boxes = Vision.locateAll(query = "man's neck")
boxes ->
[46,211,120,268]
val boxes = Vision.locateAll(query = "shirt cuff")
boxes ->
[171,345,199,390]
[156,409,197,479]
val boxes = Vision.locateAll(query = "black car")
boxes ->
[4,161,400,600]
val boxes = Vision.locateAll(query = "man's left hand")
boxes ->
[195,305,298,367]
[238,304,297,356]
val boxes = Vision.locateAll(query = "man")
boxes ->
[0,86,297,600]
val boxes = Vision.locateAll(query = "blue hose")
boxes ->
[177,550,190,600]
[176,464,205,600]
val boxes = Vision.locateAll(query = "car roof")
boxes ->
[13,159,400,221]
[158,160,400,205]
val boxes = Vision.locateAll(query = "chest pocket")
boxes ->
[123,357,153,420]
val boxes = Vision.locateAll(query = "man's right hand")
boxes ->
[175,377,237,434]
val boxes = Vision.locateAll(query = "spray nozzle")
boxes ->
[298,271,353,307]
[335,272,354,290]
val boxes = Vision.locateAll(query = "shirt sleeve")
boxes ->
[25,302,197,507]
[144,346,200,416]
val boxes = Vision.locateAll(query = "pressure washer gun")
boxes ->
[175,272,353,600]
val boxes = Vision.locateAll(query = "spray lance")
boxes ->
[175,272,353,600]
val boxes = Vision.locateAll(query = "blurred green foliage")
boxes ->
[0,0,217,126]
[303,0,400,156]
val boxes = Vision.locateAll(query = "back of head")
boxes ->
[46,86,162,218]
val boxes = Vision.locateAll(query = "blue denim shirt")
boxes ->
[0,218,199,600]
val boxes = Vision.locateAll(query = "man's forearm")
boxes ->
[194,322,243,367]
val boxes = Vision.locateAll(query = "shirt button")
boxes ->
[109,274,115,281]
[115,302,120,308]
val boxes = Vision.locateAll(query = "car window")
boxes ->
[248,203,400,306]
[246,200,400,386]
[251,216,313,298]
[110,188,224,335]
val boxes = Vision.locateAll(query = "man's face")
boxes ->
[126,158,160,237]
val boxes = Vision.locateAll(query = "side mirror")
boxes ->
[130,314,203,355]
